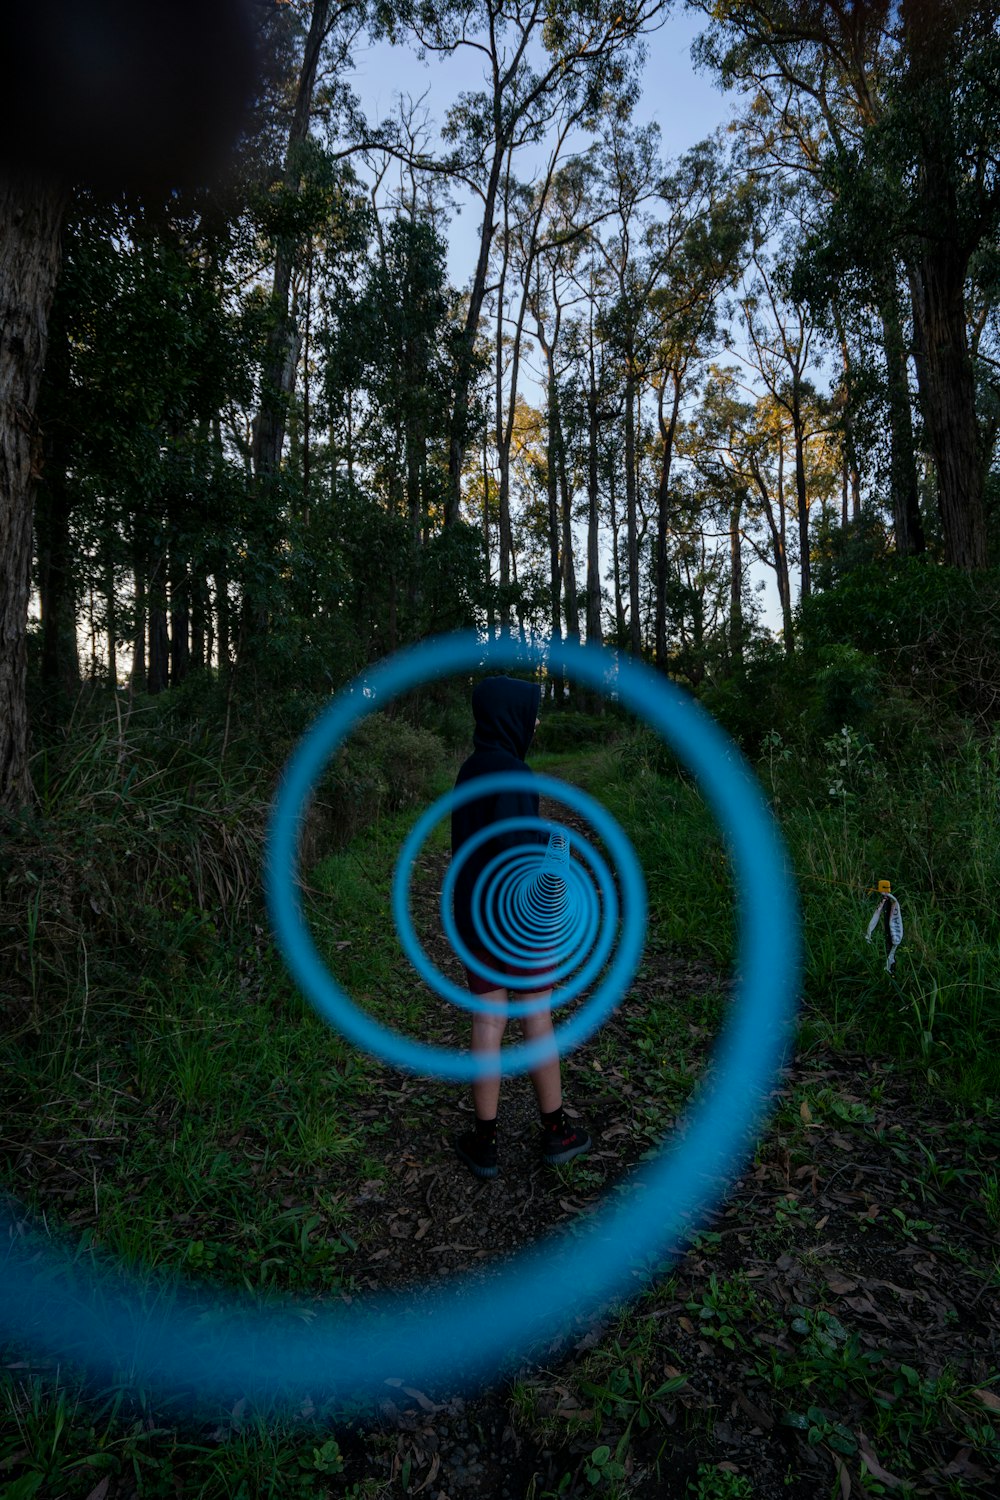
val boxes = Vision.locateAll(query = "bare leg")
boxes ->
[470,988,508,1119]
[520,989,562,1114]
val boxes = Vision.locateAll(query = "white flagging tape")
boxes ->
[866,894,904,972]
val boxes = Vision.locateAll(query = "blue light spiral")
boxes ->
[436,811,614,1010]
[0,632,800,1410]
[395,777,640,1035]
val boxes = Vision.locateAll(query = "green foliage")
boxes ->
[592,689,1000,1100]
[799,561,1000,729]
[2,685,444,1025]
[323,712,447,845]
[687,1464,754,1499]
[534,711,612,754]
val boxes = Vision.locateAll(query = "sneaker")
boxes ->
[454,1130,498,1180]
[541,1120,591,1166]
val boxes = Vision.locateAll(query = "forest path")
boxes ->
[333,756,1000,1498]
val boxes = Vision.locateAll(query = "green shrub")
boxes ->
[315,711,445,849]
[798,561,1000,727]
[534,710,612,754]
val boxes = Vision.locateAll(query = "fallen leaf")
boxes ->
[973,1388,1000,1413]
[84,1481,110,1500]
[800,1100,812,1123]
[826,1276,858,1295]
[831,1453,851,1500]
[736,1389,774,1429]
[401,1385,439,1413]
[678,1316,695,1334]
[857,1431,903,1488]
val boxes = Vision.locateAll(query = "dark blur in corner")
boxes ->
[0,0,259,191]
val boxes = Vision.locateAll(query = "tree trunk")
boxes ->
[729,493,744,669]
[37,428,79,696]
[654,370,682,670]
[546,374,562,650]
[832,304,863,522]
[481,430,496,639]
[104,540,117,685]
[242,0,330,663]
[130,557,146,694]
[792,394,810,601]
[191,572,206,672]
[446,147,506,526]
[909,247,987,568]
[609,461,626,644]
[214,564,230,675]
[585,350,602,648]
[878,273,925,557]
[624,363,640,655]
[753,454,793,654]
[168,544,190,687]
[557,415,577,642]
[251,0,330,488]
[0,174,67,808]
[148,604,169,695]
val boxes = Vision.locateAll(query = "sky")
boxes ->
[339,10,786,633]
[344,9,738,290]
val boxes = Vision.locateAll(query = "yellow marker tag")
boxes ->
[877,879,892,894]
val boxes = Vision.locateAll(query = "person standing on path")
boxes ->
[449,676,591,1179]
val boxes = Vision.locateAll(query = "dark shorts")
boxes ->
[463,946,556,997]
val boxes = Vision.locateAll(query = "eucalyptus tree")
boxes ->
[689,365,796,650]
[644,135,755,668]
[524,156,599,655]
[491,126,584,633]
[739,243,833,602]
[693,0,1000,569]
[592,119,665,653]
[251,0,370,488]
[32,194,258,697]
[0,0,259,802]
[389,0,665,527]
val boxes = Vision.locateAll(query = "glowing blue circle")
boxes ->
[405,790,621,1016]
[466,830,603,973]
[425,797,616,1010]
[0,632,799,1409]
[469,842,599,970]
[277,761,642,1074]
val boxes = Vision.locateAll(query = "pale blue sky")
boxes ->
[342,12,796,636]
[345,9,736,288]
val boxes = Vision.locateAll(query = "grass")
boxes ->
[2,702,999,1495]
[584,724,1000,1104]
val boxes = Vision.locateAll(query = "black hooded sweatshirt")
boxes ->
[450,676,542,950]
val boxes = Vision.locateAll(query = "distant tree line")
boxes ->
[2,0,999,806]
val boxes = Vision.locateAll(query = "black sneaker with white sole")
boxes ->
[454,1129,499,1179]
[541,1120,591,1166]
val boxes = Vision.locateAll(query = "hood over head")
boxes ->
[472,676,540,760]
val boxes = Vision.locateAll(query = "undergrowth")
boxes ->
[1,676,998,1496]
[598,720,1000,1103]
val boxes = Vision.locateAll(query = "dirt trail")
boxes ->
[333,794,1000,1498]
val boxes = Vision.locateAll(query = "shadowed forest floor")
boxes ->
[3,770,999,1498]
[321,842,1000,1498]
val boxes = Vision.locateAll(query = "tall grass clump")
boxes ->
[1,680,446,1026]
[599,654,1000,1104]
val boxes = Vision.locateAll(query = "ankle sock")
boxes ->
[540,1105,566,1133]
[474,1114,497,1143]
